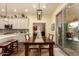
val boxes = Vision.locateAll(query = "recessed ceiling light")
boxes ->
[25,9,28,12]
[1,9,5,12]
[14,9,17,12]
[33,5,36,8]
[42,5,46,9]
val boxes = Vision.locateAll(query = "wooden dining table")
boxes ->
[23,37,55,56]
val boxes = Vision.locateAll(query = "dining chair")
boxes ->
[48,34,54,41]
[40,34,54,55]
[25,34,30,42]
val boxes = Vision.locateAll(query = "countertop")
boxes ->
[0,34,18,43]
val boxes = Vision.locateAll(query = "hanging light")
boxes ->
[37,3,42,20]
[4,3,8,22]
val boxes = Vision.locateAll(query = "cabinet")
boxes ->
[13,18,29,29]
[0,19,4,29]
[18,18,28,29]
[13,18,19,29]
[8,18,14,25]
[0,18,29,29]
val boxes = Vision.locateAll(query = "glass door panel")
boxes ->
[63,4,79,55]
[56,11,63,47]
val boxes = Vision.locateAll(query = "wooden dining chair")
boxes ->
[25,34,30,42]
[48,34,54,41]
[40,34,54,55]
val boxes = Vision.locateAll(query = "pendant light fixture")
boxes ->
[37,3,42,20]
[4,3,8,22]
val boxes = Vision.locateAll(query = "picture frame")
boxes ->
[51,24,55,31]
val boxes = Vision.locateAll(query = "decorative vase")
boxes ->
[35,29,44,43]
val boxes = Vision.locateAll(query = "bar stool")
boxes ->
[11,40,18,53]
[1,42,12,56]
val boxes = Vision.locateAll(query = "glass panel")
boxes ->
[63,4,79,55]
[56,11,63,47]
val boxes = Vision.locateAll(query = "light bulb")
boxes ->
[33,5,36,8]
[42,5,46,9]
[25,9,28,12]
[1,9,5,12]
[14,9,17,12]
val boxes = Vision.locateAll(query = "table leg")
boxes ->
[16,41,18,52]
[25,44,29,56]
[49,43,54,56]
[39,45,41,56]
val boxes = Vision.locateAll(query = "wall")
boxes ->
[27,14,51,37]
[50,4,67,42]
[24,4,67,42]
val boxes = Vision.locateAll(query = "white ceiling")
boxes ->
[66,4,79,22]
[0,3,61,15]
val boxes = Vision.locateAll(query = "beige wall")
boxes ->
[50,4,67,42]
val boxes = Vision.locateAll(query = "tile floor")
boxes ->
[11,43,67,56]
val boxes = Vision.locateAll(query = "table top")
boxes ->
[24,37,55,44]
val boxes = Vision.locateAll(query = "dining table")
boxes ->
[23,37,55,56]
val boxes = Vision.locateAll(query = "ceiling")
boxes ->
[66,4,79,22]
[0,3,61,15]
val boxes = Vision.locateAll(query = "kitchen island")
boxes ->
[0,34,18,56]
[0,34,17,43]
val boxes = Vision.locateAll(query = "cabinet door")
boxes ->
[17,19,22,29]
[22,18,29,29]
[8,18,13,25]
[18,18,29,29]
[0,19,4,29]
[21,19,27,29]
[13,19,19,29]
[13,18,29,29]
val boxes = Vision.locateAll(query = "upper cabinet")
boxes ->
[0,19,4,29]
[0,18,29,29]
[18,18,29,29]
[12,18,29,29]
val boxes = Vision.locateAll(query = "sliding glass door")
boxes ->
[63,4,79,55]
[56,11,63,47]
[56,3,79,55]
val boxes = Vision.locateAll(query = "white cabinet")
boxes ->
[0,18,29,29]
[18,18,28,29]
[0,19,4,29]
[24,18,29,29]
[13,18,29,29]
[13,18,19,29]
[8,18,13,25]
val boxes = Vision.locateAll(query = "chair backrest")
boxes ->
[25,34,30,42]
[48,34,53,41]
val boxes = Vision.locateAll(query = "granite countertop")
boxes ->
[0,34,17,43]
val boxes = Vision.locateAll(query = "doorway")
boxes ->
[33,23,46,40]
